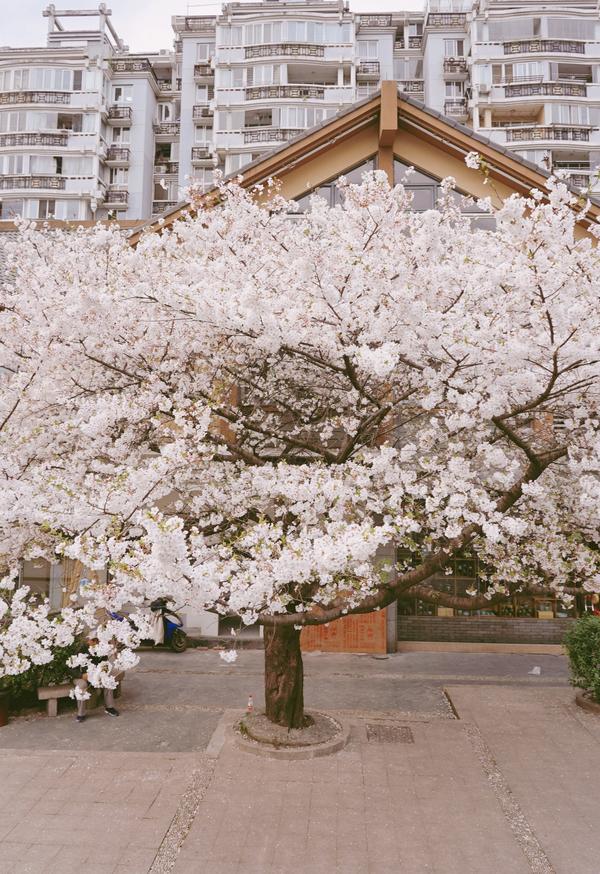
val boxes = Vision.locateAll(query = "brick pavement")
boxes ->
[445,685,600,874]
[171,716,532,874]
[0,750,208,874]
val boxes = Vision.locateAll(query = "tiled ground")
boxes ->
[0,750,208,874]
[171,718,531,874]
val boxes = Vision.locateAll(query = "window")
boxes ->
[196,86,209,102]
[112,84,132,104]
[196,42,215,60]
[73,70,83,90]
[109,168,128,184]
[550,104,590,125]
[62,156,93,175]
[0,154,24,174]
[112,126,130,144]
[57,113,82,131]
[444,39,464,57]
[358,40,378,59]
[445,81,464,96]
[292,158,377,211]
[0,199,23,218]
[394,159,495,228]
[157,103,174,122]
[37,199,56,218]
[217,68,245,88]
[29,154,59,174]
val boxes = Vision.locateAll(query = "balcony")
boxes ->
[427,13,467,27]
[566,172,592,188]
[243,128,302,144]
[506,126,590,142]
[193,105,214,122]
[443,57,468,77]
[194,63,214,80]
[110,58,157,83]
[105,146,131,164]
[0,175,66,190]
[444,98,468,118]
[245,43,325,60]
[408,36,423,49]
[398,80,425,95]
[0,90,70,105]
[152,200,178,213]
[357,61,381,79]
[175,15,216,32]
[158,79,182,92]
[191,146,213,164]
[154,161,179,175]
[245,84,325,101]
[105,186,128,207]
[358,14,393,27]
[153,122,181,137]
[504,81,587,98]
[504,39,585,55]
[0,132,68,148]
[107,105,133,123]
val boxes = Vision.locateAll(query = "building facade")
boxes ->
[1,1,600,216]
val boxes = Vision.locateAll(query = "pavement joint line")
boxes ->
[148,761,216,874]
[462,721,555,874]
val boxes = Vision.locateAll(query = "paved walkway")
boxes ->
[0,652,596,874]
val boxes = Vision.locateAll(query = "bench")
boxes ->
[37,672,124,717]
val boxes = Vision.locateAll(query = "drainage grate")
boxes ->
[366,723,414,744]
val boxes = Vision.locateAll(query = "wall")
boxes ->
[397,616,574,645]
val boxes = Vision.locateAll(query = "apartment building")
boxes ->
[1,0,599,223]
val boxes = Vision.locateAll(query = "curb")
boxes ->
[575,691,600,714]
[230,713,350,760]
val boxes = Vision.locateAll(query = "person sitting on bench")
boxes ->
[72,637,120,723]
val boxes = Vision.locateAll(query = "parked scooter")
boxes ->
[149,598,188,653]
[109,598,188,653]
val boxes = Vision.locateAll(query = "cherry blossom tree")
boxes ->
[0,167,599,727]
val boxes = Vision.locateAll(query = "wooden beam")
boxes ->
[379,81,398,147]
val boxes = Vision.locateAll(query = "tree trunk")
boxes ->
[264,624,304,729]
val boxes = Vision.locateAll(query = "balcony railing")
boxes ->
[106,146,131,162]
[408,36,423,49]
[504,39,585,55]
[398,80,425,93]
[153,122,181,136]
[0,90,70,105]
[154,161,179,174]
[110,59,157,77]
[152,200,178,213]
[108,105,133,121]
[245,84,325,101]
[443,57,468,74]
[245,43,325,59]
[357,61,381,77]
[444,98,468,115]
[567,172,592,188]
[504,81,587,98]
[191,146,212,161]
[0,132,68,148]
[179,15,216,31]
[158,79,182,91]
[506,126,590,142]
[194,63,214,79]
[193,105,214,121]
[358,14,392,26]
[243,128,302,144]
[105,187,128,205]
[0,175,66,190]
[427,13,467,27]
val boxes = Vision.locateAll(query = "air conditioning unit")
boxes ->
[479,83,490,94]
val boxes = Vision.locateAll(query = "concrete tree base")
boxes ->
[234,710,349,759]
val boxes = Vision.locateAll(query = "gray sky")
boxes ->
[3,0,423,52]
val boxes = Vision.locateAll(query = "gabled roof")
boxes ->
[127,82,597,243]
